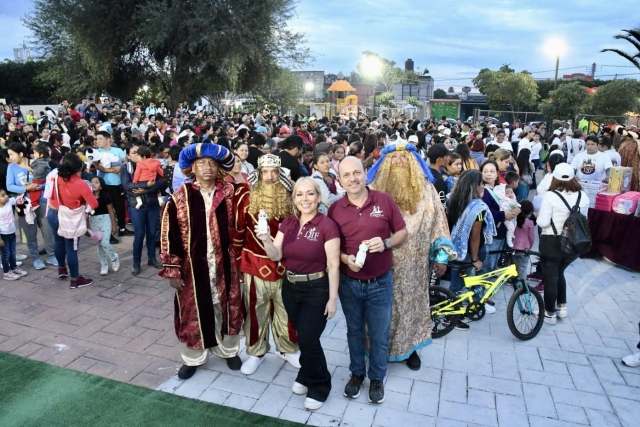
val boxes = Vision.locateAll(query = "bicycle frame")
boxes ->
[431,264,518,316]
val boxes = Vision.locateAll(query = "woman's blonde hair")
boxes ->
[291,177,322,215]
[488,148,511,162]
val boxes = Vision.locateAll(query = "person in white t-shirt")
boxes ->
[597,136,621,167]
[570,135,612,182]
[529,132,543,169]
[517,129,533,155]
[511,122,523,147]
[502,122,511,141]
[566,130,585,163]
[495,130,513,152]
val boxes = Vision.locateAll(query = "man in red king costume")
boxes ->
[233,153,301,375]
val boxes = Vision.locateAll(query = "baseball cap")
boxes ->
[437,125,445,131]
[552,163,575,181]
[553,129,561,135]
[443,128,451,136]
[278,125,292,134]
[502,122,509,126]
[408,135,419,143]
[427,144,451,163]
[256,126,267,133]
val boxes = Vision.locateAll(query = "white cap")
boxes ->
[502,122,509,126]
[437,125,445,131]
[443,128,451,135]
[552,163,575,181]
[553,129,561,135]
[408,135,419,143]
[489,124,497,128]
[371,121,379,127]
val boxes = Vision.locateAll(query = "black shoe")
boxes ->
[226,355,242,371]
[110,235,120,244]
[486,299,495,307]
[455,320,470,331]
[132,265,141,276]
[148,259,163,269]
[119,228,134,237]
[343,374,365,399]
[368,380,385,404]
[406,351,421,371]
[178,365,197,380]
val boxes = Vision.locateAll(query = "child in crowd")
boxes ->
[24,144,51,210]
[494,183,521,247]
[88,177,120,276]
[133,146,164,208]
[512,200,535,285]
[444,153,463,195]
[0,189,28,280]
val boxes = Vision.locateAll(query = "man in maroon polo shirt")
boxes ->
[327,156,408,404]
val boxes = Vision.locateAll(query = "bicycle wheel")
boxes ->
[429,286,460,339]
[507,286,544,340]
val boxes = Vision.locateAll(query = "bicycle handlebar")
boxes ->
[488,249,541,257]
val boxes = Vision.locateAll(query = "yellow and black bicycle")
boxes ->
[429,249,544,341]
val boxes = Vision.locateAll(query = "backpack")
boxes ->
[550,191,591,255]
[54,176,89,250]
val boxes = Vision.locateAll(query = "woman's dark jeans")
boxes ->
[282,276,332,402]
[539,235,577,313]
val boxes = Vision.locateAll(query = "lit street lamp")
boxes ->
[362,54,383,118]
[544,38,566,90]
[304,81,314,115]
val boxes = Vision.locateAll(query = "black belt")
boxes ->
[344,270,390,284]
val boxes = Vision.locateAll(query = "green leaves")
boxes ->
[24,0,308,108]
[473,68,539,117]
[586,79,640,123]
[538,82,589,120]
[433,89,448,99]
[601,28,640,70]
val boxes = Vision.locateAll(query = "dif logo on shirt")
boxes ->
[304,227,319,242]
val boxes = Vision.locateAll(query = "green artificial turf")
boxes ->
[0,351,302,427]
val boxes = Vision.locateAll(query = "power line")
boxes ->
[431,65,590,81]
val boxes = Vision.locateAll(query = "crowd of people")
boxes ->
[2,98,640,411]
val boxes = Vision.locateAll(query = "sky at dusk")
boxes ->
[2,0,640,90]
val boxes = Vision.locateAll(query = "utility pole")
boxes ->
[591,63,596,79]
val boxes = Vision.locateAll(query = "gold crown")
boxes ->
[395,141,407,151]
[258,154,281,169]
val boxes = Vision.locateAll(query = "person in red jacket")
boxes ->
[69,104,83,122]
[296,121,315,146]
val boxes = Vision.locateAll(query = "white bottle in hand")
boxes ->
[355,243,368,267]
[258,210,269,236]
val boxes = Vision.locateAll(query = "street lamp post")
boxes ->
[362,54,383,118]
[304,81,314,116]
[544,38,566,91]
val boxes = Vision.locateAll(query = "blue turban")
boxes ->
[366,143,435,184]
[178,143,235,174]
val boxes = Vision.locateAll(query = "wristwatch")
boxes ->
[383,239,392,251]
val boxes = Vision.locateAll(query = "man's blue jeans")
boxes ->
[128,204,159,266]
[46,209,80,278]
[338,269,393,382]
[479,238,505,274]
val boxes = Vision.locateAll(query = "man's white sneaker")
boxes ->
[3,272,20,281]
[544,313,557,325]
[622,351,640,367]
[16,253,27,261]
[241,355,263,375]
[292,381,308,395]
[484,303,496,314]
[556,307,568,318]
[278,351,301,368]
[304,397,323,411]
[100,265,109,276]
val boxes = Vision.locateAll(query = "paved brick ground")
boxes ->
[1,236,639,426]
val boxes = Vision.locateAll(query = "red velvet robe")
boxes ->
[159,180,243,350]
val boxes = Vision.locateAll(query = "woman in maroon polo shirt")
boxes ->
[257,177,340,412]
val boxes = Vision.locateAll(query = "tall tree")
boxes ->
[538,82,589,120]
[25,0,309,107]
[433,89,448,99]
[473,68,539,119]
[601,28,640,70]
[586,79,640,123]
